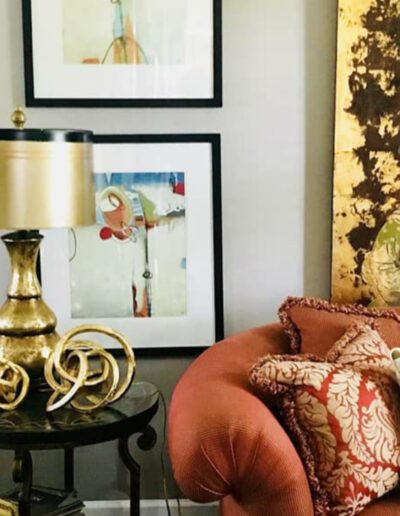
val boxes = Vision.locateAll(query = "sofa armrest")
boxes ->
[168,323,314,515]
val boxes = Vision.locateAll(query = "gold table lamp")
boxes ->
[0,109,95,377]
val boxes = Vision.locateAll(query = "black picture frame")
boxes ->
[41,134,224,357]
[22,0,223,108]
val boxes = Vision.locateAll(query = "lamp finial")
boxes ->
[11,107,26,130]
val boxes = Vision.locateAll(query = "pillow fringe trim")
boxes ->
[278,296,400,354]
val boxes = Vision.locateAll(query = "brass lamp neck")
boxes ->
[2,231,42,299]
[0,231,58,375]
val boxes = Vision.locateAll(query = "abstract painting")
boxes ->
[70,172,187,318]
[62,0,186,65]
[331,0,400,307]
[23,0,222,107]
[41,135,223,352]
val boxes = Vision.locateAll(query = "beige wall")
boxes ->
[0,0,337,501]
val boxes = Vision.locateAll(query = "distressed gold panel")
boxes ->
[331,0,400,306]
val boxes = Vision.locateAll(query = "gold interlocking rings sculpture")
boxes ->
[45,325,135,413]
[0,359,30,410]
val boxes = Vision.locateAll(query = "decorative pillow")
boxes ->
[279,296,400,356]
[249,323,400,516]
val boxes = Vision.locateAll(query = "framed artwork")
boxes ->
[22,0,222,107]
[331,0,400,307]
[40,134,223,354]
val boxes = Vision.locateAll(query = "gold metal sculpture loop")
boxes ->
[45,325,135,413]
[0,359,30,410]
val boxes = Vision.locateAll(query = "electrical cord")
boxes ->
[157,389,184,516]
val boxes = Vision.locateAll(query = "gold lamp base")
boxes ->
[0,231,59,377]
[0,231,137,412]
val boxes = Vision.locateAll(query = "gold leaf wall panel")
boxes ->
[331,0,400,307]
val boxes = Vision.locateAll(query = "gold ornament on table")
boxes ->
[0,497,19,515]
[45,325,136,413]
[0,359,29,411]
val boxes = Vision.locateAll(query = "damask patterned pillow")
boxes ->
[249,322,400,516]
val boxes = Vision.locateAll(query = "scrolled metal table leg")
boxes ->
[12,450,33,516]
[118,425,157,516]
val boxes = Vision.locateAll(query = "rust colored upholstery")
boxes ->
[361,492,400,515]
[168,323,400,515]
[279,296,400,356]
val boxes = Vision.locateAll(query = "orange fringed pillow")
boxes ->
[278,296,400,356]
[250,323,400,516]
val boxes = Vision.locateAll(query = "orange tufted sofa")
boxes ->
[168,323,400,515]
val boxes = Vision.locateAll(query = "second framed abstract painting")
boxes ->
[22,0,222,107]
[40,135,223,354]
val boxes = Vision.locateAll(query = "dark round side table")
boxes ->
[0,382,159,516]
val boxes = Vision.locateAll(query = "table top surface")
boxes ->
[0,382,159,449]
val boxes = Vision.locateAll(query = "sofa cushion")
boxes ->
[250,322,400,516]
[278,296,400,356]
[360,490,400,515]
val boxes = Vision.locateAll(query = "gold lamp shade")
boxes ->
[0,117,95,380]
[0,129,95,229]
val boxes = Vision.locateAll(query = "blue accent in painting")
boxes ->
[94,172,185,190]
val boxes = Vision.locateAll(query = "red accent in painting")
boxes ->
[172,183,185,196]
[99,227,113,240]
